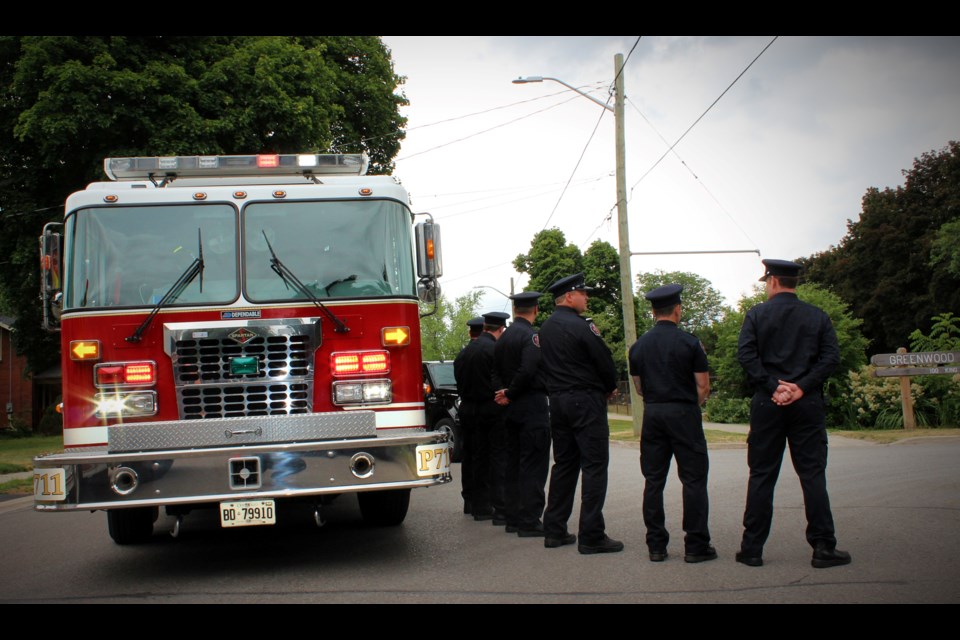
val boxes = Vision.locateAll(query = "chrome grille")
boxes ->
[164,318,319,420]
[172,334,311,383]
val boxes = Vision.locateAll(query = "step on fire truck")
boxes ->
[34,153,451,544]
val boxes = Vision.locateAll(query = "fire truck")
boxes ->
[33,153,452,544]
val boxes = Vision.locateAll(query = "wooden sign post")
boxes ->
[870,349,960,430]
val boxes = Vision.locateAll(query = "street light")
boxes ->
[514,54,642,436]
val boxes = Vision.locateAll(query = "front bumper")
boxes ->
[33,416,451,511]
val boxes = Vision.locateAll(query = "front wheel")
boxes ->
[107,506,158,545]
[435,418,463,463]
[357,489,410,526]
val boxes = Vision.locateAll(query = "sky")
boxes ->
[380,36,960,316]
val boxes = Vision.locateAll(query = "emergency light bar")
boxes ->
[104,153,369,181]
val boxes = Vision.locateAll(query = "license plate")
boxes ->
[220,499,276,528]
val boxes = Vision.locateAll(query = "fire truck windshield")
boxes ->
[62,199,416,311]
[243,200,416,302]
[64,204,238,310]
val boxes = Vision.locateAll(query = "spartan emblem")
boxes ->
[228,327,257,345]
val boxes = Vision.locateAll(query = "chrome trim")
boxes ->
[34,431,450,511]
[164,317,320,420]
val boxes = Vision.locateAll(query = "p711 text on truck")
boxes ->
[34,153,452,544]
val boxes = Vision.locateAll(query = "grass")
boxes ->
[828,427,960,444]
[0,435,63,472]
[0,477,33,494]
[609,418,748,444]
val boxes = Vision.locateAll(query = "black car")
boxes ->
[422,360,462,462]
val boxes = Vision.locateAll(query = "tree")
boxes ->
[0,36,408,372]
[513,228,583,323]
[801,141,960,354]
[634,270,727,352]
[419,291,483,362]
[513,229,629,376]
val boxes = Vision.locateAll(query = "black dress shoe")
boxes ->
[685,546,718,564]
[544,533,577,548]
[463,501,472,515]
[812,544,852,569]
[578,535,624,555]
[473,511,494,522]
[518,524,545,538]
[492,515,508,526]
[505,524,519,533]
[649,550,668,562]
[735,551,763,567]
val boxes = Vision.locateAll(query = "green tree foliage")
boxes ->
[909,312,960,352]
[513,228,583,322]
[0,36,407,372]
[931,221,960,279]
[801,141,960,354]
[907,312,960,427]
[513,229,628,375]
[634,270,727,352]
[709,283,868,426]
[419,291,482,362]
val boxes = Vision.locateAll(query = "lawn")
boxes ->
[609,418,748,444]
[0,435,63,472]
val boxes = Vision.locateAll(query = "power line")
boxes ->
[540,98,611,230]
[395,90,602,162]
[360,85,606,146]
[609,36,642,94]
[628,35,779,196]
[625,96,761,250]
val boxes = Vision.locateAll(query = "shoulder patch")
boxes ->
[589,322,601,337]
[699,340,708,355]
[532,334,540,348]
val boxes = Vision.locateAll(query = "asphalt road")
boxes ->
[1,434,958,603]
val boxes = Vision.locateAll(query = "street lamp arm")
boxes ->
[512,76,613,112]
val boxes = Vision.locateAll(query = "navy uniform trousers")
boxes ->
[543,390,609,543]
[741,392,836,555]
[641,402,710,553]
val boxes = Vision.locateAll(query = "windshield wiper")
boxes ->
[262,231,349,333]
[127,229,204,343]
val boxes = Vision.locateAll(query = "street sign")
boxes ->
[870,351,960,367]
[874,365,960,377]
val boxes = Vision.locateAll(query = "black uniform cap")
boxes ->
[547,272,593,297]
[645,283,683,307]
[482,311,510,327]
[759,259,802,282]
[466,316,484,328]
[509,291,543,308]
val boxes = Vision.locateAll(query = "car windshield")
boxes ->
[64,204,238,310]
[427,362,457,387]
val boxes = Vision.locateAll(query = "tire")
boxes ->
[107,506,158,545]
[357,489,410,526]
[435,418,463,463]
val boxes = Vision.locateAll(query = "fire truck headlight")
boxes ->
[332,380,392,406]
[94,391,157,418]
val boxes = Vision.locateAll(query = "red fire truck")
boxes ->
[33,153,451,544]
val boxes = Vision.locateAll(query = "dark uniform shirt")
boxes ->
[493,317,546,399]
[737,292,840,395]
[454,332,499,402]
[539,306,617,395]
[629,320,708,405]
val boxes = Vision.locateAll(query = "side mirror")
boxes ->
[39,224,63,332]
[415,220,443,279]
